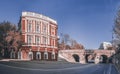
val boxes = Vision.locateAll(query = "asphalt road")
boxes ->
[0,61,119,74]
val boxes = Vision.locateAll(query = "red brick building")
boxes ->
[17,12,58,60]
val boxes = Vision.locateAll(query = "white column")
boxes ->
[34,20,36,33]
[52,49,55,59]
[46,36,48,45]
[13,52,15,59]
[18,52,20,59]
[21,51,22,59]
[31,20,33,32]
[39,21,40,33]
[44,49,48,59]
[41,21,43,34]
[48,24,50,35]
[33,35,35,45]
[25,19,27,32]
[41,36,43,44]
[39,36,41,45]
[10,52,12,59]
[46,24,47,35]
[25,34,27,43]
[54,39,55,47]
[48,37,50,45]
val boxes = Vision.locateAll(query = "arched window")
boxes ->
[51,49,55,59]
[36,52,41,60]
[18,50,22,59]
[51,53,55,60]
[28,50,33,60]
[44,51,48,60]
[10,49,15,59]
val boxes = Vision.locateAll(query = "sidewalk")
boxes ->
[0,59,30,61]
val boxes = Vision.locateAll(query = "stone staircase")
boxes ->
[58,51,75,63]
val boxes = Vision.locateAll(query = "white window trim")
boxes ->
[51,49,55,59]
[10,49,15,59]
[44,52,48,60]
[35,36,40,45]
[36,21,41,33]
[27,35,32,45]
[28,51,33,60]
[18,51,22,59]
[43,36,47,45]
[36,52,41,60]
[27,20,32,32]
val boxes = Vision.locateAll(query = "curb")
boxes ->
[0,59,30,62]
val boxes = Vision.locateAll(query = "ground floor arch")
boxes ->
[85,54,90,63]
[36,52,41,60]
[10,49,15,59]
[100,55,108,63]
[85,54,95,63]
[18,51,22,59]
[59,50,115,64]
[28,51,33,60]
[72,54,80,62]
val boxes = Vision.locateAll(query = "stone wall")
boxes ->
[58,49,115,64]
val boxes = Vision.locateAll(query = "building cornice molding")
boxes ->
[22,12,57,24]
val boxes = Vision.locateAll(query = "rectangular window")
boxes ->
[27,35,32,45]
[36,21,40,33]
[42,22,47,34]
[43,36,47,44]
[27,20,32,32]
[51,27,55,35]
[43,25,46,33]
[35,36,40,45]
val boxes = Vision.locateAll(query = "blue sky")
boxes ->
[0,0,120,49]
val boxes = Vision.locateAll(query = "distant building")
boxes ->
[99,42,112,50]
[17,12,58,60]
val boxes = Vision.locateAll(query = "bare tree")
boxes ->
[114,9,120,42]
[58,34,71,50]
[5,31,22,52]
[70,39,84,49]
[58,33,84,50]
[64,34,70,45]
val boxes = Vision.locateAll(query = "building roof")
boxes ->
[22,11,57,24]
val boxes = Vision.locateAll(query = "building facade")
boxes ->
[17,12,58,61]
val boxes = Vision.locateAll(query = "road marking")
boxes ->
[0,63,95,71]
